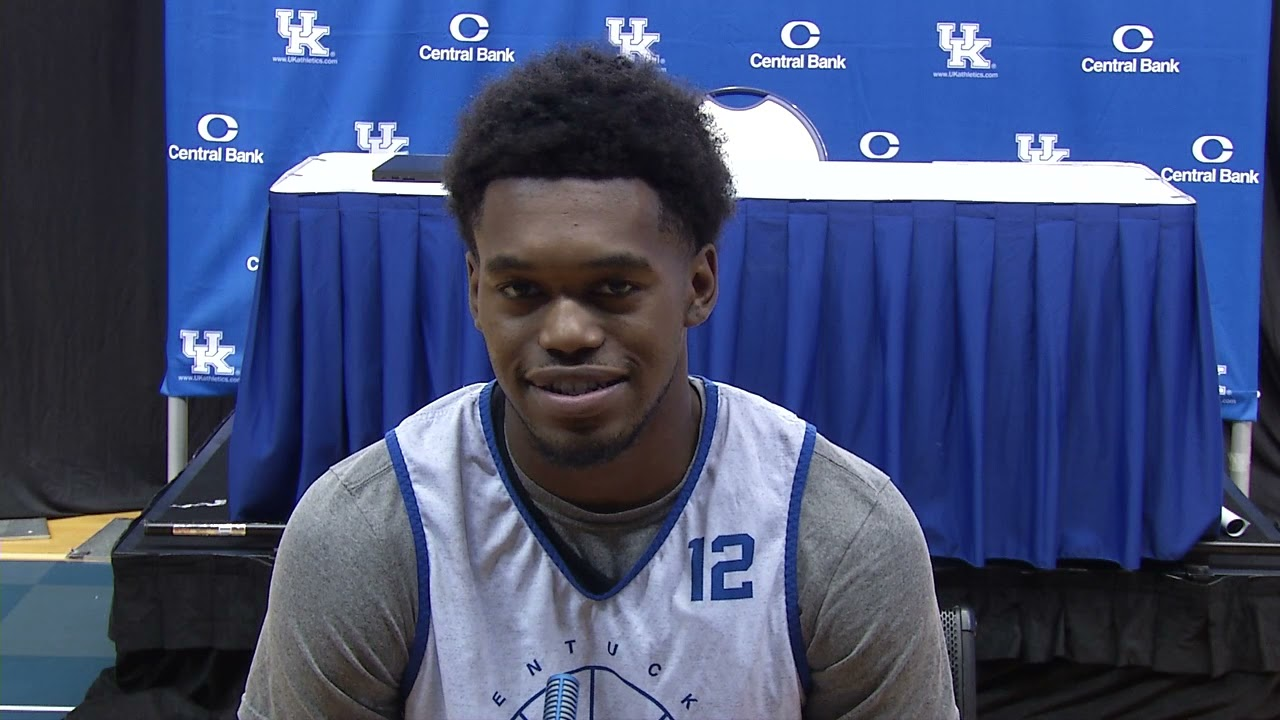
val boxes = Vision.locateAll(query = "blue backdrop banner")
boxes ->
[162,1,1271,421]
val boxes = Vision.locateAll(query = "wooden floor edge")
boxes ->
[0,511,141,562]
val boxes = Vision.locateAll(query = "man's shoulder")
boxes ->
[319,382,490,504]
[708,379,809,423]
[390,382,491,436]
[794,435,956,720]
[243,438,420,720]
[807,434,893,500]
[304,378,493,534]
[704,380,907,536]
[328,437,398,494]
[289,438,407,556]
[797,434,903,554]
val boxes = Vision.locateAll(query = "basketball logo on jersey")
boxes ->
[487,532,757,717]
[496,643,690,719]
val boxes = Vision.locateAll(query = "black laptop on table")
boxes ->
[372,154,447,182]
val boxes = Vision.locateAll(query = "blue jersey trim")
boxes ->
[386,429,432,703]
[479,377,720,602]
[785,423,817,693]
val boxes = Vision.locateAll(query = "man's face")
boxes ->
[467,178,716,468]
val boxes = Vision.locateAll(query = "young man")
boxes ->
[240,45,957,719]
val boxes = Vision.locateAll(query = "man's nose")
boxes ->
[538,297,605,358]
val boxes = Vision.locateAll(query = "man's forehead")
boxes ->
[472,177,664,241]
[479,177,660,212]
[482,251,655,274]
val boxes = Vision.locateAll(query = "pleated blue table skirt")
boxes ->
[228,192,1224,569]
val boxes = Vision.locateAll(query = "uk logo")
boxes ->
[276,9,331,58]
[606,17,661,63]
[355,122,409,154]
[937,22,992,69]
[1015,133,1070,163]
[180,330,236,376]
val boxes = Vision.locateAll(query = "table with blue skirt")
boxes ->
[227,152,1224,570]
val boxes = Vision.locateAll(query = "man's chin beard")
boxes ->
[525,426,645,469]
[511,361,681,470]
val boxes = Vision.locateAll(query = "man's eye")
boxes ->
[598,280,637,297]
[498,282,539,299]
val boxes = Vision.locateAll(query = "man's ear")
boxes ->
[466,250,481,329]
[685,243,718,328]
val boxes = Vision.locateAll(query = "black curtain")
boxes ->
[0,0,233,520]
[1252,0,1280,522]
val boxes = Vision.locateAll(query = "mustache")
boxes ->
[522,357,632,372]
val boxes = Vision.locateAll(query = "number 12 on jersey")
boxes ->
[688,533,755,601]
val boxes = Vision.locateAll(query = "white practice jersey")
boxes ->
[389,378,817,720]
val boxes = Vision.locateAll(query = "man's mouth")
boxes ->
[533,378,626,397]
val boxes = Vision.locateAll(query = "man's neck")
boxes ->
[501,377,703,513]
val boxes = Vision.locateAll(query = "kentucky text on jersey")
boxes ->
[488,638,698,711]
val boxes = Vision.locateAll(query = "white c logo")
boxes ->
[197,113,238,143]
[859,131,900,160]
[246,256,260,272]
[781,21,820,50]
[1192,135,1234,164]
[1112,25,1154,53]
[450,13,489,42]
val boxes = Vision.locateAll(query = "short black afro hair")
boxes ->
[443,43,735,254]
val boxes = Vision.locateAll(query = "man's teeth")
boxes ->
[543,380,616,396]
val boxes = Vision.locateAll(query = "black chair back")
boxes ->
[940,605,977,719]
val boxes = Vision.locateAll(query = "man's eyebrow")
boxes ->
[583,253,653,272]
[484,255,533,273]
[484,253,654,273]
